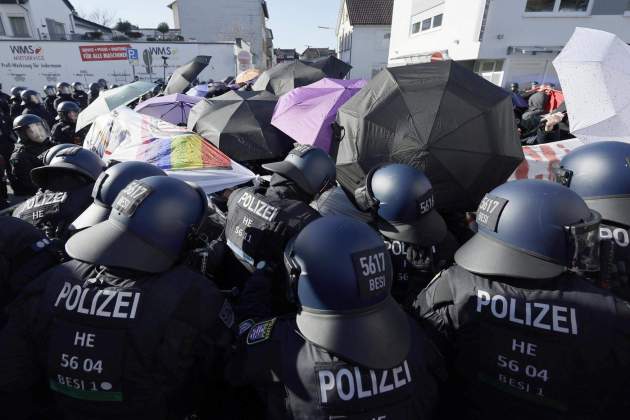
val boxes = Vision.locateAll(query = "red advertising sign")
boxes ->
[79,44,131,62]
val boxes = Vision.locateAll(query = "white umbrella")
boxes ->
[76,81,156,131]
[553,27,630,143]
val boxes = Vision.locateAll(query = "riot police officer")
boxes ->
[51,101,84,145]
[225,144,333,274]
[54,82,75,110]
[20,89,52,126]
[43,84,57,119]
[412,179,630,420]
[0,176,234,420]
[13,146,105,242]
[227,216,446,419]
[556,141,630,300]
[0,216,59,325]
[352,164,458,307]
[8,86,26,121]
[88,82,101,105]
[98,78,108,91]
[9,114,54,196]
[71,82,88,109]
[70,160,166,232]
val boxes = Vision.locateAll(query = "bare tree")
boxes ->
[77,8,117,27]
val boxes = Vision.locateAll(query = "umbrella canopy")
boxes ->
[76,81,156,131]
[553,27,630,142]
[135,93,202,125]
[336,61,523,211]
[164,55,212,95]
[236,68,262,84]
[253,56,352,96]
[271,78,367,152]
[186,84,209,97]
[188,90,294,163]
[83,107,255,193]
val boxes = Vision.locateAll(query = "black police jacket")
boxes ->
[8,140,51,196]
[599,222,630,302]
[73,91,88,109]
[51,121,84,145]
[226,315,446,420]
[0,260,234,420]
[12,183,94,243]
[88,92,99,105]
[225,185,320,272]
[412,264,630,420]
[22,104,52,127]
[44,96,57,119]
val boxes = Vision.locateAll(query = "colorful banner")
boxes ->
[79,44,131,62]
[510,138,585,181]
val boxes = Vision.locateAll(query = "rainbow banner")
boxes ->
[84,107,255,193]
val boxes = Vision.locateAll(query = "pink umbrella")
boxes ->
[271,78,366,152]
[135,93,202,126]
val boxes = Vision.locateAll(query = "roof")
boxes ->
[73,15,113,33]
[346,0,393,25]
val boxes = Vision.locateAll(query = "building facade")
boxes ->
[168,0,273,69]
[336,0,393,79]
[388,0,630,87]
[275,48,298,63]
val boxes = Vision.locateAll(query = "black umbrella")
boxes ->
[187,90,294,163]
[164,55,212,95]
[253,56,352,96]
[335,61,524,211]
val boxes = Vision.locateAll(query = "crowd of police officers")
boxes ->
[0,79,629,419]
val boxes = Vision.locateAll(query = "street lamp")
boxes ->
[161,56,169,82]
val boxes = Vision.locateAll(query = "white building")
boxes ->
[336,0,393,79]
[0,0,110,41]
[388,0,630,87]
[168,0,274,69]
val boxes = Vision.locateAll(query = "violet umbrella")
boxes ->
[135,93,202,126]
[271,78,367,153]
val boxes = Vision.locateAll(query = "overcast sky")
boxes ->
[75,0,339,51]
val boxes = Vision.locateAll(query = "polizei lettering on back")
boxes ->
[236,192,279,222]
[476,289,578,335]
[316,360,412,405]
[54,282,140,319]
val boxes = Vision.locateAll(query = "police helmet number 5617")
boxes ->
[480,197,501,213]
[359,252,386,276]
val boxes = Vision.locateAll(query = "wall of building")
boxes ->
[389,0,487,66]
[0,2,36,39]
[175,0,267,67]
[27,0,76,40]
[347,25,391,79]
[0,40,237,90]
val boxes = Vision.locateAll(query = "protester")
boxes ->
[227,215,446,419]
[71,82,88,109]
[12,146,105,243]
[521,89,549,130]
[51,101,84,145]
[9,114,54,196]
[413,179,630,419]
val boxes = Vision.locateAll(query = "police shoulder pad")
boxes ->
[246,318,277,345]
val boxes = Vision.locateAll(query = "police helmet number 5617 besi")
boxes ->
[359,252,386,276]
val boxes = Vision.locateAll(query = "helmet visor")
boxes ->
[74,85,84,92]
[44,88,56,96]
[30,94,41,104]
[59,86,71,95]
[67,111,78,123]
[24,123,49,143]
[565,210,601,273]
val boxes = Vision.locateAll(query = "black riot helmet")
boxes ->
[556,141,630,227]
[10,86,26,99]
[284,215,409,369]
[66,176,209,273]
[20,89,42,107]
[56,101,80,124]
[354,163,447,246]
[13,114,50,144]
[88,82,100,93]
[40,143,76,165]
[455,179,601,279]
[71,82,84,92]
[30,146,105,190]
[43,85,56,97]
[56,82,71,95]
[262,144,336,198]
[71,161,166,231]
[98,78,108,90]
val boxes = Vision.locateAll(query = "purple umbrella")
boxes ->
[271,78,366,152]
[135,93,202,125]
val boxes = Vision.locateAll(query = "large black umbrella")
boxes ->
[164,55,212,95]
[335,61,523,211]
[187,90,294,162]
[253,56,352,96]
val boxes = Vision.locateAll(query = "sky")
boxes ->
[75,0,339,51]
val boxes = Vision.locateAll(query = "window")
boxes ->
[46,18,66,40]
[525,0,555,12]
[421,18,432,31]
[0,17,5,36]
[558,0,589,11]
[433,14,443,27]
[627,0,630,11]
[412,22,421,33]
[9,16,29,37]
